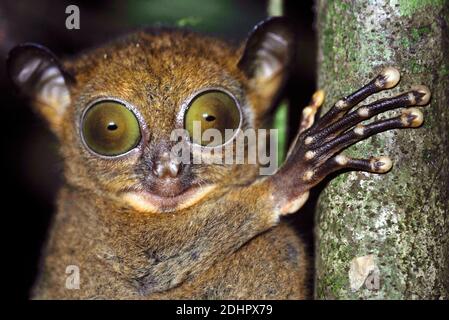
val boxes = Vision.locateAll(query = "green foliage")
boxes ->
[124,0,264,37]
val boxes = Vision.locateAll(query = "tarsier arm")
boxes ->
[254,67,430,217]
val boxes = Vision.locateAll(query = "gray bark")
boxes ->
[315,0,449,299]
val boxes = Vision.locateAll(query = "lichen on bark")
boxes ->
[314,0,449,299]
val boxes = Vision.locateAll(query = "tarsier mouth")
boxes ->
[122,184,216,213]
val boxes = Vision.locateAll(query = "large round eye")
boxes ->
[184,90,241,147]
[82,100,141,156]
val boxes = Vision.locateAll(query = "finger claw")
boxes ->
[370,156,393,173]
[411,85,431,105]
[378,67,400,89]
[401,108,424,127]
[312,89,325,107]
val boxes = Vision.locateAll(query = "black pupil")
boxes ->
[204,113,216,122]
[107,122,118,131]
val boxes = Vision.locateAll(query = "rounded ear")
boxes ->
[238,17,296,114]
[7,43,74,133]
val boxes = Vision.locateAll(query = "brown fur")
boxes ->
[13,23,310,299]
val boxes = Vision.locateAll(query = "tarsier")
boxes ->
[8,17,431,299]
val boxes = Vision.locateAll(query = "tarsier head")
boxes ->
[7,18,295,213]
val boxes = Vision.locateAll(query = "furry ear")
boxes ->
[238,17,295,114]
[7,43,74,133]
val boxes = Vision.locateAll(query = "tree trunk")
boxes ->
[315,0,449,299]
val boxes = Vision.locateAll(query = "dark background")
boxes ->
[1,0,318,300]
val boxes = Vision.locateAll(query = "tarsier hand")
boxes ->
[266,67,431,216]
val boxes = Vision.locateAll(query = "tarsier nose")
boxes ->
[153,152,180,178]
